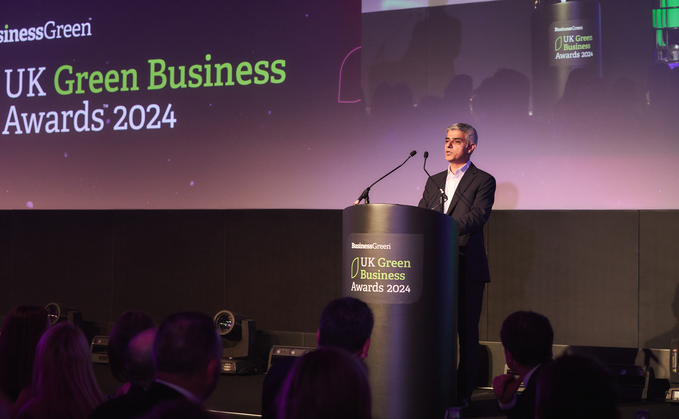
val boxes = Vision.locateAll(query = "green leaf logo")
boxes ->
[351,257,360,279]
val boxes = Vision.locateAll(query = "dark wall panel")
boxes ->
[224,210,343,332]
[486,210,639,347]
[477,226,490,341]
[478,288,489,341]
[0,212,14,315]
[112,211,226,324]
[10,211,114,321]
[1,209,678,350]
[639,211,679,349]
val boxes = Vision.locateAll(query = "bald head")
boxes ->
[125,328,157,388]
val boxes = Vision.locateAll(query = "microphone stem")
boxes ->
[355,152,415,205]
[423,153,447,213]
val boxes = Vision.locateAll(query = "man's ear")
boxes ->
[358,338,371,360]
[504,348,515,370]
[208,357,221,378]
[202,357,221,397]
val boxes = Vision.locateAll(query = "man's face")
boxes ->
[444,129,475,165]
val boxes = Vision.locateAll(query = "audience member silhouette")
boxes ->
[261,297,374,419]
[276,348,372,419]
[369,82,414,127]
[554,68,595,118]
[107,310,156,396]
[536,352,619,419]
[553,68,606,131]
[89,311,222,419]
[443,74,473,121]
[492,311,554,419]
[122,328,158,395]
[472,68,530,125]
[16,322,105,419]
[316,297,374,358]
[0,305,50,417]
[416,94,447,130]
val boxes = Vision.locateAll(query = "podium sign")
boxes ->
[344,232,423,304]
[531,0,602,116]
[343,204,458,419]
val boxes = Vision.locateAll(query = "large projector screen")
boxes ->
[1,0,676,210]
[1,0,363,209]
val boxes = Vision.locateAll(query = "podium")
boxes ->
[342,204,459,419]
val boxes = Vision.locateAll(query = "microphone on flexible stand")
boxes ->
[423,151,447,213]
[354,150,417,205]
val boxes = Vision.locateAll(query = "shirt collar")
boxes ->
[448,160,471,177]
[523,363,542,386]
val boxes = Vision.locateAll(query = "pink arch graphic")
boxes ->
[338,46,362,103]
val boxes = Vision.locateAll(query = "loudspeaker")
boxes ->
[90,335,109,364]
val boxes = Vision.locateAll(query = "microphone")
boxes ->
[423,150,447,213]
[354,150,417,205]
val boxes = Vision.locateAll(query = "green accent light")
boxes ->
[653,8,679,28]
[657,29,667,47]
[655,1,679,60]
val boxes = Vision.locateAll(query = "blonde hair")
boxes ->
[32,322,104,419]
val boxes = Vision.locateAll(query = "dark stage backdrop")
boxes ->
[1,209,678,352]
[1,0,677,210]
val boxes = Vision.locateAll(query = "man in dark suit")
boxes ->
[418,122,496,406]
[492,311,554,419]
[89,311,222,419]
[261,297,374,419]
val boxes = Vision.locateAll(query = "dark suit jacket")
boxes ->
[418,163,496,283]
[261,357,297,419]
[501,362,549,419]
[89,382,185,419]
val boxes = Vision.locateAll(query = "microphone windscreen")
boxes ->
[410,150,417,157]
[423,151,429,158]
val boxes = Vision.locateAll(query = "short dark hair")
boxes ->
[153,312,222,377]
[536,353,619,419]
[108,310,156,383]
[500,311,553,366]
[318,297,373,354]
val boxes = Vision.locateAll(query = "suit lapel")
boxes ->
[446,163,477,216]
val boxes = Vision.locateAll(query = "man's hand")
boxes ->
[492,373,522,405]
